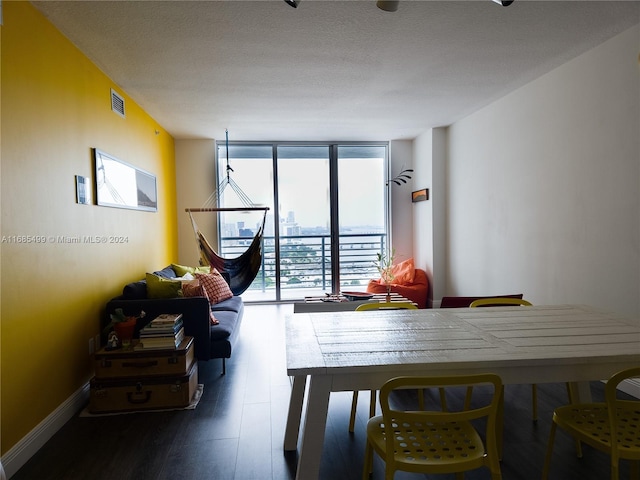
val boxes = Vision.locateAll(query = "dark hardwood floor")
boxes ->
[12,304,633,480]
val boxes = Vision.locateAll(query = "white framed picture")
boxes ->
[93,148,157,212]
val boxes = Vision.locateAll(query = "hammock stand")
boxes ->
[186,130,269,296]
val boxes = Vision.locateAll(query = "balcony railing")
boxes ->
[219,233,387,299]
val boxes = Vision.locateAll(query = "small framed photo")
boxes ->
[412,188,429,203]
[76,175,90,205]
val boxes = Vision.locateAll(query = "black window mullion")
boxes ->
[329,144,340,294]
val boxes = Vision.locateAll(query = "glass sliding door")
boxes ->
[337,145,388,291]
[215,141,388,302]
[215,144,276,301]
[277,146,331,300]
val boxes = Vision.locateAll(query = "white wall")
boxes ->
[413,128,447,307]
[389,140,414,263]
[444,25,640,315]
[175,139,217,266]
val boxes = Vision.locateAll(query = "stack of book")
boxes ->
[139,313,184,349]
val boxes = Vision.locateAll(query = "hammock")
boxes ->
[187,207,268,296]
[186,130,270,295]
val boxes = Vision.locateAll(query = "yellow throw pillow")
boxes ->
[146,273,182,299]
[171,263,211,277]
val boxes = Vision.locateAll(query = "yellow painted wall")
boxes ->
[1,2,177,453]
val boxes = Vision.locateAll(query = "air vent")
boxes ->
[110,89,125,118]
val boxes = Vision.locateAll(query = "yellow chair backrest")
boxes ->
[542,366,640,480]
[469,297,532,308]
[355,301,417,311]
[365,373,503,479]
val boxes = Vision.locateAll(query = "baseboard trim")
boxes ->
[1,382,89,479]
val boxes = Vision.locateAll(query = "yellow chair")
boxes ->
[363,374,503,480]
[470,297,542,421]
[469,297,532,307]
[349,301,417,432]
[354,301,417,311]
[542,366,640,480]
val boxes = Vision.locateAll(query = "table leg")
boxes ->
[496,385,504,460]
[284,375,307,451]
[569,381,593,403]
[295,375,331,480]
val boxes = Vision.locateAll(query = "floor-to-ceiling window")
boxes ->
[276,146,332,301]
[216,142,388,302]
[337,145,387,292]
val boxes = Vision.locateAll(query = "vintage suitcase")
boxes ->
[94,337,194,379]
[89,361,198,413]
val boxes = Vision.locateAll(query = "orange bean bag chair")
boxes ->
[366,258,429,309]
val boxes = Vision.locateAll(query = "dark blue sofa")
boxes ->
[104,266,243,374]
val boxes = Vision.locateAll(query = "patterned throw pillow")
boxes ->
[181,281,202,298]
[195,269,233,304]
[182,281,220,325]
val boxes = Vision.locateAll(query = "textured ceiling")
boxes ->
[33,1,640,141]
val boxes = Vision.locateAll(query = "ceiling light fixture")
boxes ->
[492,0,514,6]
[284,0,300,8]
[376,1,399,12]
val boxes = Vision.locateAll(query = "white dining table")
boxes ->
[283,304,640,480]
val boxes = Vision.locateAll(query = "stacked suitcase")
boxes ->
[89,336,198,413]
